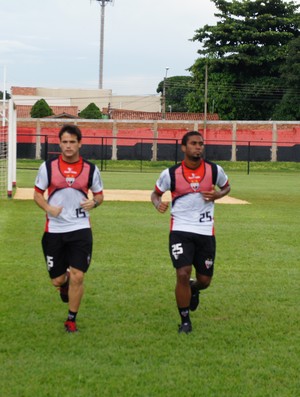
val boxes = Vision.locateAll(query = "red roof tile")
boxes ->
[16,104,219,121]
[16,105,79,118]
[103,108,219,121]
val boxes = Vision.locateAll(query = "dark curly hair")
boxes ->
[181,131,203,146]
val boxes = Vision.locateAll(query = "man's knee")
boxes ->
[51,274,66,288]
[176,266,192,285]
[69,267,84,285]
[196,274,212,289]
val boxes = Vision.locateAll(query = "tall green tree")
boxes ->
[30,99,54,118]
[273,37,300,119]
[189,0,300,120]
[156,76,196,112]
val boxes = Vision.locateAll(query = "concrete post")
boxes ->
[112,122,118,160]
[231,121,237,161]
[152,121,158,161]
[35,119,41,159]
[271,122,278,162]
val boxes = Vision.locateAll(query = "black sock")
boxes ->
[178,307,191,325]
[67,310,77,322]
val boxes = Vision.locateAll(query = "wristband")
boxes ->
[93,199,99,208]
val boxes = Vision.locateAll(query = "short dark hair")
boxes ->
[181,131,203,146]
[59,124,82,142]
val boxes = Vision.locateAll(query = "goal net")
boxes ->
[0,124,8,198]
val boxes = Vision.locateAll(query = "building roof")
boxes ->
[16,105,79,118]
[44,112,80,119]
[103,108,219,121]
[12,86,219,121]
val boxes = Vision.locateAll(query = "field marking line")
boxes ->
[13,188,250,204]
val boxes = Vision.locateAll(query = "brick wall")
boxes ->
[11,87,37,95]
[15,118,300,162]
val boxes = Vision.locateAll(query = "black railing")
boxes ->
[16,133,300,172]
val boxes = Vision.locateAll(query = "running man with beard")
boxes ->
[151,131,230,334]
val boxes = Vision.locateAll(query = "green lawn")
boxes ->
[0,165,299,396]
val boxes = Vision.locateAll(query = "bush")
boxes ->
[78,102,102,119]
[30,99,54,118]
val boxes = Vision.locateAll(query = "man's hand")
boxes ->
[151,190,169,213]
[48,205,63,217]
[80,198,97,211]
[202,184,230,202]
[156,201,169,213]
[202,185,219,202]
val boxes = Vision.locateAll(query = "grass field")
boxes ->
[1,162,300,396]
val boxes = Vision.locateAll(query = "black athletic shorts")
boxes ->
[41,228,93,279]
[169,231,216,276]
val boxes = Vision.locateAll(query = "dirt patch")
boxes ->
[14,188,249,204]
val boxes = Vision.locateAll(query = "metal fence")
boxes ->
[17,133,300,165]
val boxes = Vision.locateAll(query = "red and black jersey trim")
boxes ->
[205,160,218,186]
[169,161,218,193]
[169,163,182,192]
[45,157,95,190]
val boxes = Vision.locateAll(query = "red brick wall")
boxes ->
[16,119,300,147]
[11,87,37,95]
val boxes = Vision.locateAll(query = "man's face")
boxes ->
[59,132,82,161]
[182,135,205,161]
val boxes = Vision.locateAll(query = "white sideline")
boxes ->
[13,188,249,204]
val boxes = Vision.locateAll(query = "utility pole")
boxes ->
[162,67,169,119]
[204,61,208,137]
[94,0,113,89]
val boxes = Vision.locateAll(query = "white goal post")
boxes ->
[0,124,8,198]
[0,98,17,198]
[7,98,17,197]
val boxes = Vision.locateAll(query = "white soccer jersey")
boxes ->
[155,161,229,236]
[35,158,103,233]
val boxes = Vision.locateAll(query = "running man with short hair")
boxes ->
[34,124,104,332]
[151,131,230,334]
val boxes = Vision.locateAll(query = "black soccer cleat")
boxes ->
[189,279,200,312]
[178,322,192,334]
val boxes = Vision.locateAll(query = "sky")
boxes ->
[0,0,218,96]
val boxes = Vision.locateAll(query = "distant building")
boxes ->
[11,86,219,121]
[11,86,161,117]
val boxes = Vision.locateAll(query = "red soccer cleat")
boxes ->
[64,320,78,333]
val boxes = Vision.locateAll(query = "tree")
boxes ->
[273,37,300,119]
[0,91,11,100]
[30,99,54,118]
[78,103,102,119]
[186,58,240,118]
[189,0,300,120]
[156,76,197,112]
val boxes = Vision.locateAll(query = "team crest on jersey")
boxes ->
[188,172,201,191]
[66,177,75,186]
[64,167,77,186]
[190,182,200,191]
